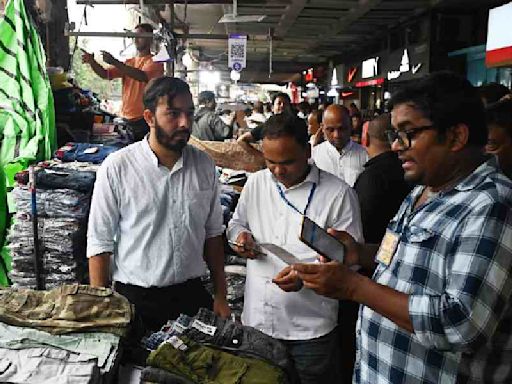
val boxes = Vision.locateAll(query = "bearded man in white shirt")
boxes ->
[87,77,230,333]
[312,104,368,187]
[227,114,363,384]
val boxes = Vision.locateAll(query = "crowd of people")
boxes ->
[82,25,512,383]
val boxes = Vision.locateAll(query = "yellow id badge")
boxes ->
[376,230,400,266]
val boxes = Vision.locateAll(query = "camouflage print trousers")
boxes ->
[0,284,134,336]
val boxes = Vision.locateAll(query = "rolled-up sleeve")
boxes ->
[409,202,512,352]
[205,177,225,239]
[86,158,120,257]
[204,159,224,239]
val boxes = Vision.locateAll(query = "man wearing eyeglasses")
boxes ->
[87,77,230,334]
[292,72,512,383]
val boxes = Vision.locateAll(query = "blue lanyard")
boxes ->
[276,182,317,215]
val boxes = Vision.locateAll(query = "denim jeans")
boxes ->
[182,308,297,382]
[15,168,96,193]
[147,335,288,384]
[140,366,196,384]
[55,143,120,164]
[280,327,340,384]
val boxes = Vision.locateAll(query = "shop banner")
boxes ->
[486,2,512,68]
[228,34,247,71]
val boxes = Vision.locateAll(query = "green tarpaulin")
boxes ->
[0,0,56,187]
[0,0,57,285]
[0,165,10,287]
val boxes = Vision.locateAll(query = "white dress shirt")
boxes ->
[227,165,363,340]
[312,140,368,187]
[87,138,224,288]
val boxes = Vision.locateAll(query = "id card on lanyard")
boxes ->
[375,230,400,266]
[276,182,317,216]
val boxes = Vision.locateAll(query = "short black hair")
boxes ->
[389,71,487,147]
[135,23,154,33]
[143,76,191,113]
[368,113,392,142]
[198,91,215,105]
[486,99,512,137]
[479,83,510,105]
[262,114,309,148]
[272,92,291,106]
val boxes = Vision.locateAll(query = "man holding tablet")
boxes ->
[227,114,363,384]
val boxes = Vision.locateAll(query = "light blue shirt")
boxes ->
[87,138,224,287]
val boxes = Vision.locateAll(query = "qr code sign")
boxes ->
[230,43,245,60]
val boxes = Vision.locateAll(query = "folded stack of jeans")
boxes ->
[219,186,238,226]
[7,214,85,288]
[54,142,120,164]
[8,163,93,288]
[140,367,196,384]
[143,308,297,383]
[15,167,97,193]
[146,335,288,384]
[202,268,246,321]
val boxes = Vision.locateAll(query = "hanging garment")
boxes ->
[0,0,56,186]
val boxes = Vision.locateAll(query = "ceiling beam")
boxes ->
[274,0,308,38]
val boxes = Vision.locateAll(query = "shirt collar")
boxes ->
[406,157,499,208]
[141,135,185,173]
[453,156,500,192]
[271,163,320,192]
[327,140,353,158]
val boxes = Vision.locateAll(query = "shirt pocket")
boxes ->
[0,291,55,320]
[185,190,213,230]
[393,225,447,295]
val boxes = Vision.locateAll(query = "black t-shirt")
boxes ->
[354,151,412,244]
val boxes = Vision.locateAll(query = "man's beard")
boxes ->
[154,120,190,152]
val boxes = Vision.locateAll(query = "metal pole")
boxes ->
[169,0,175,77]
[29,167,44,290]
[269,28,273,79]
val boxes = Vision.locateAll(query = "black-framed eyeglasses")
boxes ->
[385,125,434,149]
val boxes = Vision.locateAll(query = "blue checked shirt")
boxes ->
[355,158,512,384]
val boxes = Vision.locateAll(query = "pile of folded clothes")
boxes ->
[54,143,121,164]
[0,284,134,384]
[7,159,106,289]
[141,308,297,384]
[218,168,249,188]
[202,264,246,322]
[219,185,239,226]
